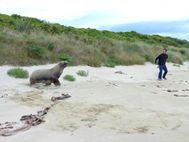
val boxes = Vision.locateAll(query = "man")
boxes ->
[155,48,168,80]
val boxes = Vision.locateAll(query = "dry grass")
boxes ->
[1,27,189,66]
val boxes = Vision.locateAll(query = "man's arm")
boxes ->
[155,55,159,64]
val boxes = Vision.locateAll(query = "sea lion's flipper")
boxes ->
[52,78,61,86]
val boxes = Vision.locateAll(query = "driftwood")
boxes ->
[51,93,71,102]
[0,94,71,136]
[0,122,31,136]
[115,71,126,75]
[0,107,49,136]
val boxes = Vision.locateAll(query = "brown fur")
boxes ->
[30,61,68,86]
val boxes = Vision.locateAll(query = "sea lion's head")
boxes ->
[59,61,68,68]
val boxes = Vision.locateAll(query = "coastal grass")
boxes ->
[1,26,189,66]
[7,68,29,78]
[77,70,89,77]
[63,75,76,81]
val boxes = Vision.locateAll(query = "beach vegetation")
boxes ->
[26,44,45,59]
[1,13,189,66]
[63,75,76,81]
[7,68,29,78]
[47,42,55,51]
[77,70,88,77]
[59,53,72,62]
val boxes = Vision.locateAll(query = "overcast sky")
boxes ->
[1,0,189,40]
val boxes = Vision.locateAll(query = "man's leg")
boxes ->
[163,65,168,79]
[158,65,163,80]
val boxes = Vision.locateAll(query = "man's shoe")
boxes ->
[163,77,167,80]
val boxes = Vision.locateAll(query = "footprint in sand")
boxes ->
[182,89,189,91]
[174,94,189,97]
[167,89,178,92]
[0,93,8,98]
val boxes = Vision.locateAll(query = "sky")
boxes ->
[1,0,189,40]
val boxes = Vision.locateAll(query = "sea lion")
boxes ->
[30,61,68,86]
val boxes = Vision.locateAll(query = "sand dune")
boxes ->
[0,62,189,142]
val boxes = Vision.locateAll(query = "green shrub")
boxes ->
[7,68,29,78]
[26,44,44,59]
[126,43,144,54]
[115,52,145,65]
[47,42,55,51]
[63,74,76,81]
[59,53,72,62]
[177,48,189,60]
[179,49,186,55]
[14,19,33,33]
[85,48,105,67]
[105,57,121,67]
[168,51,183,64]
[142,46,155,62]
[77,70,88,77]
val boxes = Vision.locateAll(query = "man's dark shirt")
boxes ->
[155,53,168,65]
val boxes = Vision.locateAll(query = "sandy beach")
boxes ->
[0,62,189,142]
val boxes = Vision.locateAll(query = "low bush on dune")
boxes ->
[63,74,76,81]
[59,53,73,62]
[168,51,183,64]
[26,44,45,59]
[105,57,120,68]
[77,70,88,77]
[7,68,29,78]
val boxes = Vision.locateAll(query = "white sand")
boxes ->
[0,62,189,142]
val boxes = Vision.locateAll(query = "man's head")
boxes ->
[162,48,167,53]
